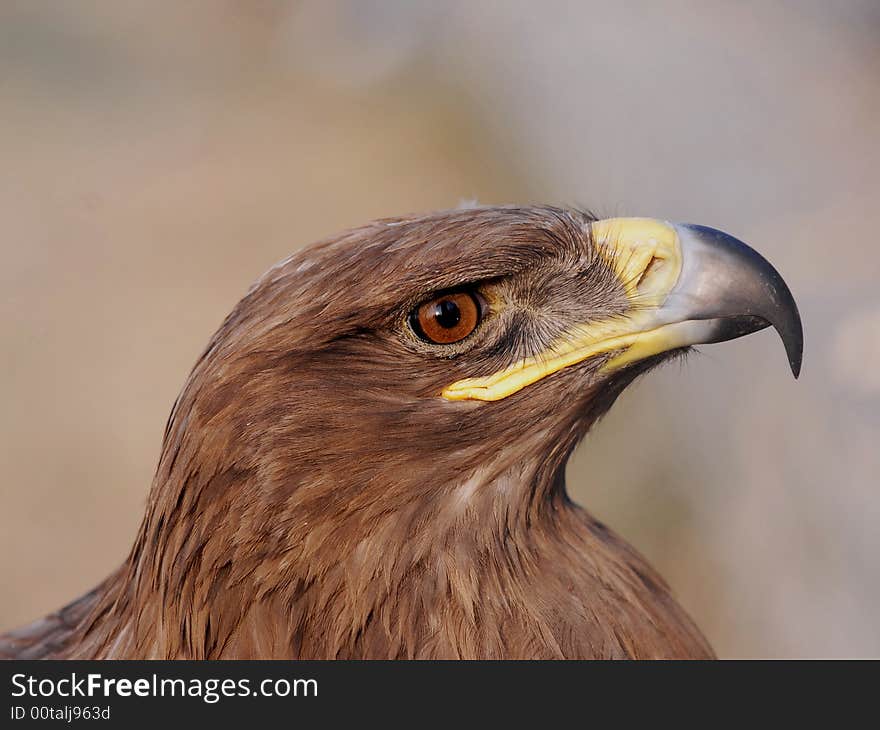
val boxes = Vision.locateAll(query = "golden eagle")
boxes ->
[0,207,802,659]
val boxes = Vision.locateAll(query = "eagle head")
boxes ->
[5,205,802,659]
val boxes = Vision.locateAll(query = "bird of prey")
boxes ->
[0,207,801,659]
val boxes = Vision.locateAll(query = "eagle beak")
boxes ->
[659,222,803,377]
[591,218,804,378]
[442,218,803,402]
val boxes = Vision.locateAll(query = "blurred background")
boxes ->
[1,0,878,657]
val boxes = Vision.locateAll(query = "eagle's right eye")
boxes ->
[410,291,482,345]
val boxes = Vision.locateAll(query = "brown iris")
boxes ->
[410,291,482,344]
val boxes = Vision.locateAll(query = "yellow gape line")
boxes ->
[441,218,684,402]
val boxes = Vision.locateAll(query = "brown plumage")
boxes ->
[1,205,802,659]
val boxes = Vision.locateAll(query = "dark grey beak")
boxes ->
[667,224,804,377]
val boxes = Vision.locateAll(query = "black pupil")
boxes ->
[433,299,461,329]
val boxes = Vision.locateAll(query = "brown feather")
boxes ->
[1,206,713,659]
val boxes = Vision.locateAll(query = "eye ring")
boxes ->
[409,290,483,345]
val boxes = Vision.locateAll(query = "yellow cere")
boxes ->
[441,218,684,402]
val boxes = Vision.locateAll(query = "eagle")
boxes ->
[0,206,801,659]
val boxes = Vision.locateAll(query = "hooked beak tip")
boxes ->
[673,223,804,379]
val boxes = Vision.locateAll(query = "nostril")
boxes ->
[636,255,664,289]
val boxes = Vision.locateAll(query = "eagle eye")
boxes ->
[410,290,482,345]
